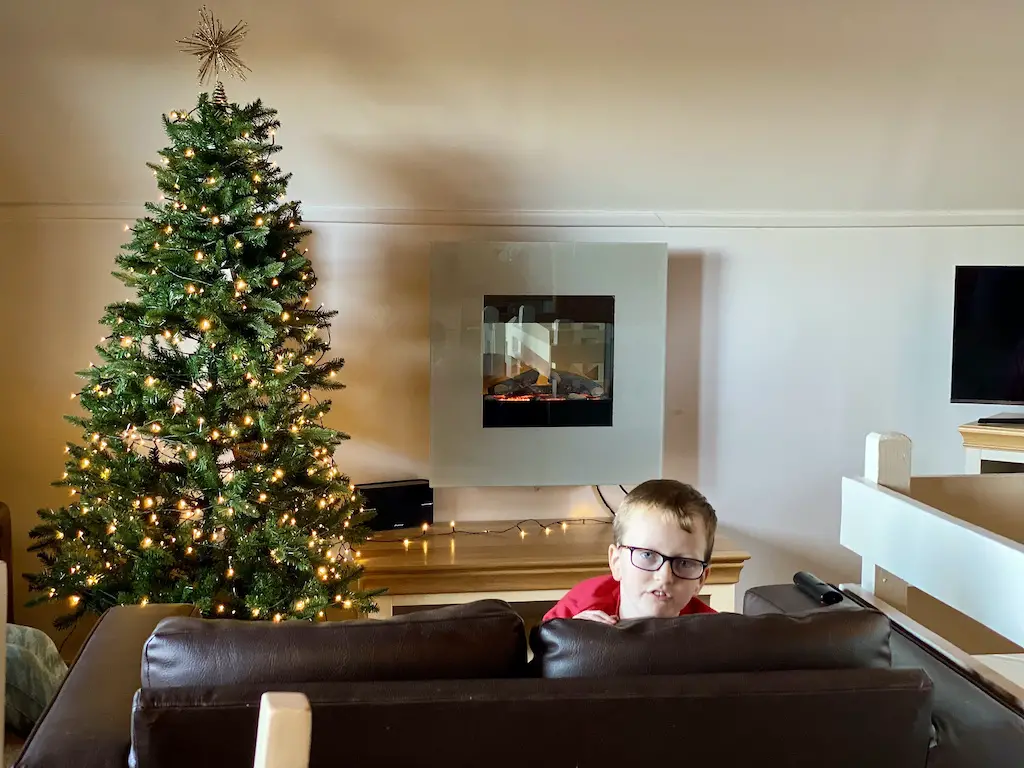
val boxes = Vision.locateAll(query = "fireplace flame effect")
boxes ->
[488,394,602,402]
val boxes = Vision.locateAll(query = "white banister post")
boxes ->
[864,432,912,493]
[253,692,312,768]
[861,432,912,610]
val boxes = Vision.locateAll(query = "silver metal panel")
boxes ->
[429,241,668,487]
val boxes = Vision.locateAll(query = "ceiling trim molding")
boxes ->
[4,203,1024,229]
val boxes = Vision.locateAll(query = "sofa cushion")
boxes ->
[142,599,527,688]
[531,610,892,678]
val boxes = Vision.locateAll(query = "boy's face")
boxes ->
[608,510,709,619]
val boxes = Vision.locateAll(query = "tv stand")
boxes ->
[959,420,1024,473]
[978,412,1024,426]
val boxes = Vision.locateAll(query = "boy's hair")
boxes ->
[612,479,717,562]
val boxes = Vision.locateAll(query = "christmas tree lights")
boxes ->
[27,8,379,630]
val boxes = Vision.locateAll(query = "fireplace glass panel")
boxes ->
[482,295,614,428]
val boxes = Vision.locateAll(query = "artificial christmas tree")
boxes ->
[26,9,378,629]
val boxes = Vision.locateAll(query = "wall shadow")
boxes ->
[663,250,707,486]
[695,249,723,491]
[310,142,516,485]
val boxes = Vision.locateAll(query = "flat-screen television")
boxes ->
[951,265,1024,405]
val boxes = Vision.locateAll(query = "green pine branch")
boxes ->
[29,91,378,630]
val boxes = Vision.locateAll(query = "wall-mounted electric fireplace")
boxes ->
[482,294,614,428]
[429,241,667,488]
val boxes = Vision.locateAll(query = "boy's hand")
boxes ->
[572,609,619,625]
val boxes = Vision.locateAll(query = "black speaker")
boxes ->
[355,479,434,532]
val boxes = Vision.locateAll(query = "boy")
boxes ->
[543,479,717,624]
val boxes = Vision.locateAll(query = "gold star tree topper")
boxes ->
[178,6,251,88]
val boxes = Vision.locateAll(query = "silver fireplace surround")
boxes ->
[429,241,668,488]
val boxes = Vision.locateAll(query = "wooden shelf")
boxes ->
[959,421,1024,453]
[354,518,750,614]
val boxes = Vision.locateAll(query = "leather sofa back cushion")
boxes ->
[532,610,892,678]
[142,599,527,688]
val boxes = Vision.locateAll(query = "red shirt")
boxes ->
[543,574,717,622]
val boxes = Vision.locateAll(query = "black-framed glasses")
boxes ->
[619,545,708,581]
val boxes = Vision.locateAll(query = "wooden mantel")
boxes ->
[354,518,750,615]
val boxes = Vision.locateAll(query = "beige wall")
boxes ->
[3,0,1024,638]
[7,0,1024,212]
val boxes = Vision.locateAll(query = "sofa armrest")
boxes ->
[743,583,862,616]
[16,604,196,768]
[745,584,1024,766]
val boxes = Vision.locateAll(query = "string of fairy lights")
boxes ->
[48,102,366,623]
[110,107,318,350]
[367,517,614,549]
[58,430,363,621]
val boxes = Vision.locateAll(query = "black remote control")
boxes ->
[793,571,844,606]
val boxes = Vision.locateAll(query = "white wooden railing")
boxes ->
[840,432,1024,702]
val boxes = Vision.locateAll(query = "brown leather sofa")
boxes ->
[16,596,933,767]
[744,583,1024,767]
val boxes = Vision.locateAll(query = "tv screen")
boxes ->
[951,265,1024,405]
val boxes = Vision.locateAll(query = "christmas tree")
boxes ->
[26,8,379,629]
